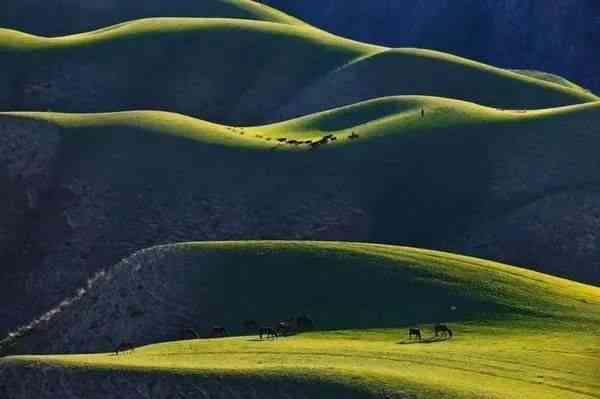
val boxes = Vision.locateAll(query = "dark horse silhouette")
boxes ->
[211,326,227,338]
[296,314,314,331]
[434,324,453,338]
[408,328,422,340]
[114,341,135,355]
[277,321,294,336]
[259,327,278,340]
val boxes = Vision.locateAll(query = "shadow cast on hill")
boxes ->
[397,336,451,345]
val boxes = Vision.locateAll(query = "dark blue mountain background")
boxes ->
[263,0,600,93]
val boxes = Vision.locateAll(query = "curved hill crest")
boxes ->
[0,18,596,126]
[1,97,600,339]
[1,241,599,399]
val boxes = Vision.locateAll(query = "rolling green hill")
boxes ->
[1,96,600,342]
[1,4,599,399]
[2,241,599,399]
[0,18,596,125]
[510,69,592,92]
[0,0,307,36]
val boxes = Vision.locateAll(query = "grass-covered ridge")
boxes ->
[0,18,596,124]
[4,96,600,149]
[0,0,308,37]
[0,18,366,52]
[2,95,600,285]
[3,241,599,399]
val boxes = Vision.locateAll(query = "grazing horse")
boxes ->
[211,326,227,338]
[408,328,422,340]
[434,324,453,338]
[259,327,278,340]
[277,321,294,336]
[296,314,314,331]
[115,341,135,355]
[243,320,259,332]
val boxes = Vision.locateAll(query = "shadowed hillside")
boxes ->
[0,18,596,125]
[0,0,306,35]
[1,97,600,339]
[2,3,599,398]
[264,0,600,94]
[1,241,599,398]
[3,0,597,96]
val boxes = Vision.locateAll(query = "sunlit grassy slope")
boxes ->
[0,18,596,123]
[0,0,308,36]
[511,69,591,92]
[4,97,600,274]
[3,95,599,147]
[4,241,600,399]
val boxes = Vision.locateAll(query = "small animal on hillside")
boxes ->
[115,341,136,355]
[243,320,259,332]
[211,326,227,338]
[408,328,422,340]
[277,138,287,142]
[277,320,294,336]
[434,324,453,338]
[259,326,278,340]
[296,314,314,331]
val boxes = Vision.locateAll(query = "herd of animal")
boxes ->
[114,318,455,355]
[212,314,316,340]
[113,314,316,355]
[408,324,453,340]
[225,126,361,150]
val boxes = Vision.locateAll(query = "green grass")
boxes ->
[0,18,596,124]
[0,17,367,52]
[511,69,591,92]
[275,48,598,119]
[179,0,309,26]
[3,96,600,285]
[0,0,309,34]
[3,95,599,149]
[4,241,600,399]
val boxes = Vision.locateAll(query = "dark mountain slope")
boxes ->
[264,0,600,94]
[1,97,600,339]
[0,0,305,35]
[1,18,595,125]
